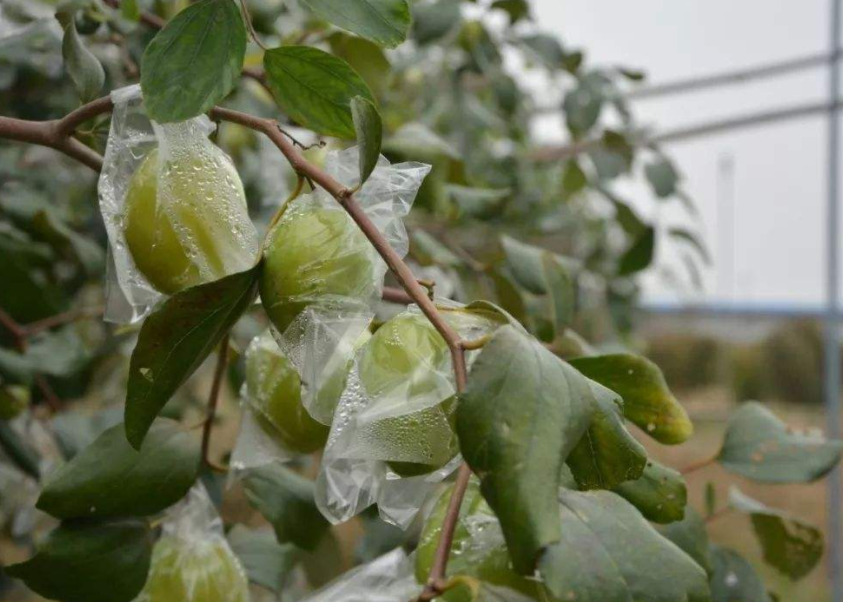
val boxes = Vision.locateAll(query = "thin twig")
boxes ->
[239,0,268,51]
[0,307,28,352]
[22,306,104,337]
[201,335,230,471]
[680,454,717,475]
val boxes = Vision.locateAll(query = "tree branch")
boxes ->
[202,335,229,472]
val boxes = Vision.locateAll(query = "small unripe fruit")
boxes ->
[246,338,329,454]
[123,146,257,295]
[260,205,375,335]
[140,535,248,602]
[0,385,29,420]
[357,313,457,476]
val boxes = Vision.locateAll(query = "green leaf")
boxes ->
[500,236,577,334]
[58,19,104,103]
[564,78,603,137]
[539,490,710,602]
[618,225,656,276]
[125,265,260,449]
[263,46,375,139]
[5,519,152,602]
[227,526,300,593]
[645,157,680,198]
[614,459,686,524]
[410,230,462,268]
[569,353,694,444]
[351,95,382,188]
[446,185,509,219]
[728,486,823,579]
[242,463,330,551]
[30,209,104,276]
[709,545,772,602]
[670,227,712,265]
[491,0,530,23]
[486,269,528,326]
[660,507,713,574]
[0,420,41,479]
[37,419,200,519]
[520,34,565,69]
[299,0,411,48]
[562,158,587,194]
[456,325,594,574]
[717,401,843,483]
[0,328,91,384]
[567,381,647,491]
[140,0,246,123]
[327,33,392,95]
[121,0,140,21]
[412,0,462,45]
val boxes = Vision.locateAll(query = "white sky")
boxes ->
[531,0,837,309]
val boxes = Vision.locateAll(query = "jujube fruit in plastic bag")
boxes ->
[139,535,249,602]
[259,205,375,335]
[245,336,329,454]
[123,141,258,295]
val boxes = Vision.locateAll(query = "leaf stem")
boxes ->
[201,334,230,471]
[238,0,268,51]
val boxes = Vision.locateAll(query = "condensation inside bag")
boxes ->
[269,148,431,425]
[316,304,503,528]
[135,484,250,602]
[98,84,258,324]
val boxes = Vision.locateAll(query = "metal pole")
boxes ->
[826,0,843,599]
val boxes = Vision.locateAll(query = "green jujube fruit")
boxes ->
[357,313,458,477]
[138,535,249,602]
[416,481,544,602]
[260,205,376,335]
[0,385,30,419]
[123,145,257,295]
[246,338,329,454]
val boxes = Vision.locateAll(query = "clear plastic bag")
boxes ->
[315,303,503,528]
[230,330,331,472]
[301,548,420,602]
[98,84,259,323]
[267,147,431,425]
[135,485,250,602]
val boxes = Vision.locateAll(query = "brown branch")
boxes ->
[22,306,104,337]
[680,454,717,475]
[201,335,229,472]
[0,307,28,353]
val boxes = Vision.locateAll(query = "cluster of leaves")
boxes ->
[0,1,836,602]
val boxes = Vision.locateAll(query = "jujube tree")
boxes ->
[0,1,839,602]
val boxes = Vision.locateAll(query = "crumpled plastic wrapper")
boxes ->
[135,484,250,602]
[269,147,430,426]
[302,548,420,602]
[316,303,503,528]
[98,84,258,324]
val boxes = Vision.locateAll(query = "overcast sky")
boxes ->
[531,0,836,309]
